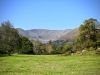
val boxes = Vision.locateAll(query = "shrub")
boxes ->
[95,48,100,54]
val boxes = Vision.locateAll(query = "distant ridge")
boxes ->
[59,28,79,41]
[17,28,72,43]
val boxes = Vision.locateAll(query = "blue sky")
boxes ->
[0,0,100,30]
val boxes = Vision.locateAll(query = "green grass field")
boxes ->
[0,54,100,75]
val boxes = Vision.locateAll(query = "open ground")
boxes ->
[0,54,100,75]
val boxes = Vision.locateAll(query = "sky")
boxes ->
[0,0,100,30]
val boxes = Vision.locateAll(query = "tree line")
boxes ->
[0,18,100,55]
[0,21,73,55]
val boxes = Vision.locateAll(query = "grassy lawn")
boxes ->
[0,54,100,75]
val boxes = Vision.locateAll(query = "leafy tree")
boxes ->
[51,44,61,54]
[20,36,33,54]
[0,21,21,55]
[45,43,52,54]
[52,44,58,50]
[74,18,100,51]
[61,42,73,53]
[48,40,52,44]
[40,44,46,54]
[30,39,48,55]
[31,39,43,54]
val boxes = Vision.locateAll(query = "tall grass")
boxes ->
[0,54,100,75]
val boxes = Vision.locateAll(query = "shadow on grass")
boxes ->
[0,54,9,57]
[0,54,35,57]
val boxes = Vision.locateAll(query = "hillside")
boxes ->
[17,28,72,43]
[59,28,79,40]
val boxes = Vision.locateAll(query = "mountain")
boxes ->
[17,28,72,43]
[59,28,79,41]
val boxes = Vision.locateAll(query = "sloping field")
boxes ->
[0,54,100,75]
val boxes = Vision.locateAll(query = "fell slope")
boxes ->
[17,28,71,43]
[59,28,79,40]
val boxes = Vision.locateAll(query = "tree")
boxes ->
[32,39,43,54]
[30,39,47,54]
[0,21,21,55]
[61,42,73,53]
[51,44,61,54]
[74,18,100,51]
[40,44,46,54]
[45,43,52,54]
[20,36,33,54]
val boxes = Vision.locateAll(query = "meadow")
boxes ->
[0,54,100,75]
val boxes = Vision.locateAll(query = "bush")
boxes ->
[95,48,100,54]
[88,47,95,51]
